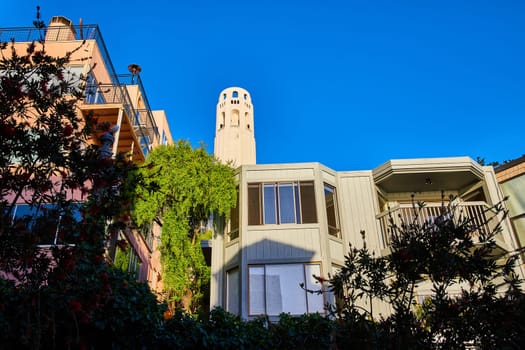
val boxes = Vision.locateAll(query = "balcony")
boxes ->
[81,79,159,162]
[373,157,485,194]
[377,201,509,252]
[1,20,159,162]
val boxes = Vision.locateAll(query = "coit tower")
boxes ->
[214,87,256,166]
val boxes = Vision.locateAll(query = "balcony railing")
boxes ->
[0,24,119,85]
[2,24,159,157]
[134,109,159,146]
[118,73,160,145]
[84,84,158,157]
[377,202,501,249]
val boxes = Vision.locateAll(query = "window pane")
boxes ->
[263,184,277,224]
[300,181,317,223]
[71,203,83,222]
[249,266,265,315]
[294,183,301,224]
[305,264,325,313]
[266,264,307,315]
[230,190,239,239]
[278,183,296,224]
[248,184,261,225]
[324,184,340,237]
[227,268,240,315]
[13,204,37,221]
[265,271,283,315]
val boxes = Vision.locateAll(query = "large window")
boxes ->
[248,263,325,316]
[248,181,317,225]
[324,184,341,238]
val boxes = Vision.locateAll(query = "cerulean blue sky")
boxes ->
[2,1,524,171]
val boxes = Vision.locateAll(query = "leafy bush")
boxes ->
[328,194,525,349]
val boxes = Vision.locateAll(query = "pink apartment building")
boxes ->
[1,16,173,295]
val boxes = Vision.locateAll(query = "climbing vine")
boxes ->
[133,140,237,312]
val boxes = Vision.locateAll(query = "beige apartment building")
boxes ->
[210,87,523,320]
[1,16,173,294]
[496,156,525,261]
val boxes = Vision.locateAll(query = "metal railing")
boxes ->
[377,202,498,248]
[118,73,160,144]
[0,24,119,85]
[2,24,159,156]
[117,74,154,114]
[84,83,158,157]
[134,109,159,146]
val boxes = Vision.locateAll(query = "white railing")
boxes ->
[377,202,499,248]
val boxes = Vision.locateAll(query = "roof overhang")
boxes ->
[373,157,485,193]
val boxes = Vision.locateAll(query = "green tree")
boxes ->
[133,140,237,312]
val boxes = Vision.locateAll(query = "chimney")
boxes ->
[45,16,77,41]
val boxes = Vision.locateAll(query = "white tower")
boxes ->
[214,87,256,166]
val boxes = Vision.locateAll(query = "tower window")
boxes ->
[244,94,247,100]
[232,91,238,98]
[223,93,227,100]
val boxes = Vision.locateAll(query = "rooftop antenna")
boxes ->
[128,64,141,84]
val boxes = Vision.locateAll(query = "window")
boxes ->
[248,263,324,316]
[248,181,317,225]
[331,264,343,309]
[84,71,105,104]
[0,65,83,96]
[139,222,155,251]
[140,135,151,157]
[324,184,341,238]
[232,91,239,98]
[114,231,142,278]
[9,203,82,244]
[229,190,239,241]
[226,267,240,315]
